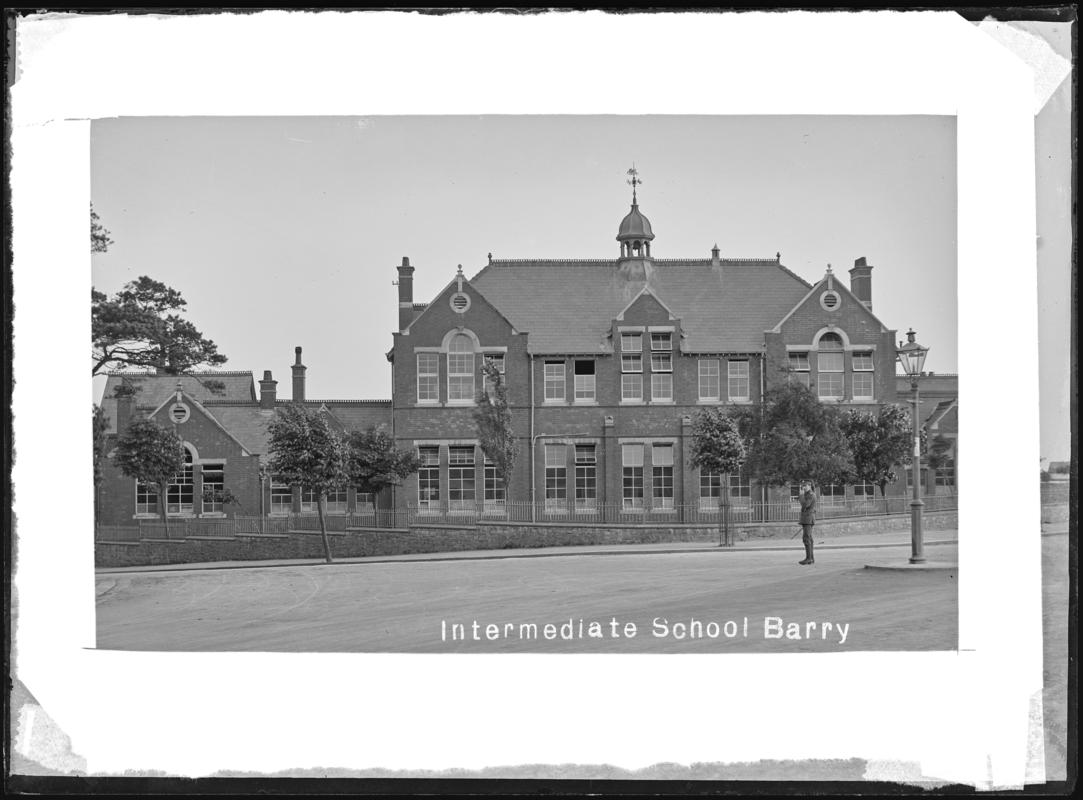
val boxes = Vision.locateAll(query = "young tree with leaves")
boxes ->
[92,404,111,525]
[840,404,913,497]
[113,418,186,533]
[267,405,350,563]
[345,427,421,508]
[732,381,855,491]
[473,359,517,507]
[689,407,746,547]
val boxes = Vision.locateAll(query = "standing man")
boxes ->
[798,481,817,565]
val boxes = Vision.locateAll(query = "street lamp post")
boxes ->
[897,328,929,565]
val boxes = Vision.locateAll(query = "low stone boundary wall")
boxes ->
[95,510,959,568]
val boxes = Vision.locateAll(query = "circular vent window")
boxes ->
[169,403,191,424]
[450,292,471,313]
[820,291,841,311]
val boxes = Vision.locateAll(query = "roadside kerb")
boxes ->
[96,533,961,575]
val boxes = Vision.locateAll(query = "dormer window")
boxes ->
[650,332,672,351]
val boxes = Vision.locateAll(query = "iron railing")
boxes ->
[94,495,959,542]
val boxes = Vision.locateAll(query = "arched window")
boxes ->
[818,332,844,350]
[447,333,475,401]
[816,332,845,399]
[167,446,195,515]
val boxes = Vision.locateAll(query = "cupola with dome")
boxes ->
[617,166,655,259]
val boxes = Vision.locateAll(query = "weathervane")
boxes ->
[626,164,642,204]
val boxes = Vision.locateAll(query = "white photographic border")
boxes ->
[11,10,1042,786]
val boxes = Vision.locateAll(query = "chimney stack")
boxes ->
[849,257,874,311]
[115,393,134,434]
[397,256,415,332]
[259,370,278,409]
[292,347,306,402]
[711,244,720,267]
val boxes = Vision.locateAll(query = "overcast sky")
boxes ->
[92,115,957,404]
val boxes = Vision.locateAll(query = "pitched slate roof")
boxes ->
[470,258,812,354]
[100,372,257,433]
[159,400,392,456]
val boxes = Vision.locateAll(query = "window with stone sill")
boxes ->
[484,457,506,512]
[417,353,439,403]
[699,470,721,511]
[652,444,674,509]
[545,444,567,512]
[448,446,476,512]
[166,447,195,515]
[728,360,750,402]
[201,463,225,514]
[573,360,595,401]
[651,372,673,402]
[447,334,475,402]
[136,480,159,515]
[574,445,597,510]
[544,361,566,402]
[270,477,292,515]
[622,444,644,510]
[699,358,720,401]
[417,446,440,510]
[325,487,348,514]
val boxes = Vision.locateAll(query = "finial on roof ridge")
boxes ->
[626,164,641,205]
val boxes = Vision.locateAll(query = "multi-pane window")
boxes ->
[136,481,158,515]
[729,467,751,508]
[574,444,597,510]
[621,332,643,353]
[447,334,475,401]
[621,353,643,401]
[699,359,720,400]
[354,490,375,512]
[573,360,596,401]
[651,352,673,401]
[483,457,506,512]
[821,483,845,506]
[300,486,318,513]
[325,487,348,514]
[789,483,804,508]
[448,446,476,511]
[652,444,674,509]
[699,469,722,510]
[544,361,566,402]
[201,462,225,514]
[650,332,672,351]
[853,481,876,501]
[417,353,439,403]
[270,476,292,515]
[544,444,567,512]
[166,448,194,515]
[817,333,844,399]
[851,351,874,400]
[935,458,956,490]
[788,352,811,388]
[418,446,440,510]
[728,360,750,401]
[622,444,644,510]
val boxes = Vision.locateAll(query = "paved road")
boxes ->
[96,540,958,653]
